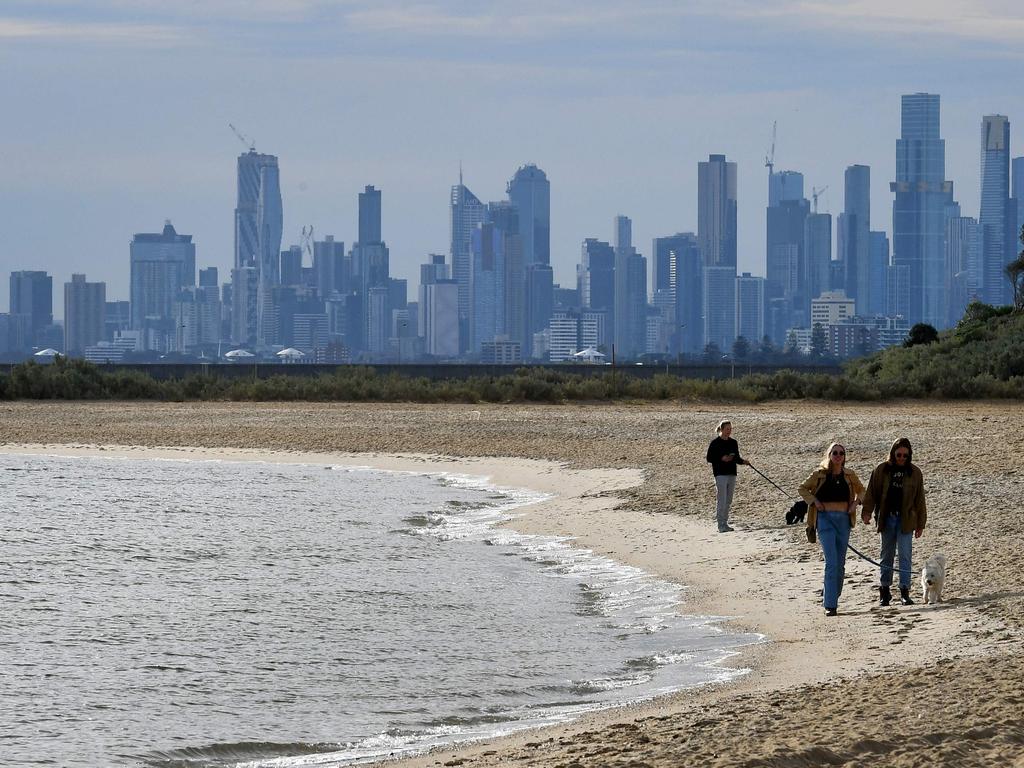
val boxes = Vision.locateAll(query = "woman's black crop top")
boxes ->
[816,472,850,503]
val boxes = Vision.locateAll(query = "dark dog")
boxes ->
[785,500,808,525]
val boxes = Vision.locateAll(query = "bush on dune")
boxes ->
[1,308,1022,403]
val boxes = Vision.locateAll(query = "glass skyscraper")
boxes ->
[838,165,871,314]
[450,177,486,351]
[234,149,282,345]
[891,93,957,328]
[506,164,550,267]
[979,115,1012,306]
[698,154,738,268]
[130,221,196,350]
[699,154,737,350]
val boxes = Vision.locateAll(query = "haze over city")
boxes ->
[4,0,1024,315]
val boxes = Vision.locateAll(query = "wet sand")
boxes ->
[2,399,1023,767]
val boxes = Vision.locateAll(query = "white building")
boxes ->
[811,290,855,327]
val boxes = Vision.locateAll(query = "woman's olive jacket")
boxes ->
[797,467,865,531]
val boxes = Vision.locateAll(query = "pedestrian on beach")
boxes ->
[798,442,864,616]
[706,419,749,533]
[860,437,927,606]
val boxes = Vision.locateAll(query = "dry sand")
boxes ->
[2,399,1023,767]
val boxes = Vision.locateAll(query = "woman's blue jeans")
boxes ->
[879,514,913,589]
[818,511,850,611]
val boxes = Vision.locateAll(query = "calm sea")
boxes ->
[0,453,758,767]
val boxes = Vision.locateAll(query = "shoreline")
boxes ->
[3,401,1023,766]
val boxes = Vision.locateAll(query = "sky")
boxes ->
[3,0,1024,318]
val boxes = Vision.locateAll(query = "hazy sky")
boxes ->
[3,1,1024,317]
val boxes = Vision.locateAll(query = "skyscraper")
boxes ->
[891,93,957,328]
[9,270,53,348]
[868,231,890,316]
[469,221,506,354]
[130,221,196,350]
[418,254,458,358]
[611,215,647,359]
[578,239,615,312]
[979,115,1013,306]
[767,200,810,302]
[946,216,982,325]
[351,186,390,356]
[506,164,550,266]
[769,171,805,208]
[698,154,738,268]
[838,165,871,313]
[703,266,736,352]
[1012,157,1024,255]
[666,233,703,356]
[313,236,346,299]
[804,212,833,315]
[653,234,696,295]
[234,150,282,345]
[450,178,486,351]
[699,154,737,350]
[735,273,765,345]
[64,274,106,355]
[487,201,525,349]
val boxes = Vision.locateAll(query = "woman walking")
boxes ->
[799,443,864,616]
[861,438,927,606]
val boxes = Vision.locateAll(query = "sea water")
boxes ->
[0,454,759,767]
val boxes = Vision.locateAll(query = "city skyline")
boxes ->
[3,3,1024,315]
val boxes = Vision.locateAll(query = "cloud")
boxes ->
[0,17,189,45]
[713,0,1024,45]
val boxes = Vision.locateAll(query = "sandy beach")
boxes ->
[3,399,1023,767]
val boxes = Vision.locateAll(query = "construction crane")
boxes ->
[812,185,829,213]
[764,120,777,176]
[228,123,256,152]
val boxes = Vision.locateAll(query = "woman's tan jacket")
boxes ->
[798,467,865,530]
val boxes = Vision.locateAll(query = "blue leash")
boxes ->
[846,541,908,576]
[750,463,909,577]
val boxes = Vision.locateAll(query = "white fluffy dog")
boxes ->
[921,553,947,604]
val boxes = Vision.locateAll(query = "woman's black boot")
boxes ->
[879,586,892,606]
[900,587,914,605]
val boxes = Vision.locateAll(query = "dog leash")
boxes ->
[751,463,909,576]
[846,541,907,575]
[748,464,797,499]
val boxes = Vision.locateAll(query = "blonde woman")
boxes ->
[798,443,864,616]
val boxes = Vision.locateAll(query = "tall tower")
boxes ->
[699,154,737,350]
[891,93,957,328]
[1012,156,1024,255]
[9,270,53,349]
[352,185,390,356]
[838,164,871,313]
[612,215,647,359]
[979,115,1012,306]
[234,150,282,344]
[450,178,486,352]
[506,164,550,266]
[698,154,738,268]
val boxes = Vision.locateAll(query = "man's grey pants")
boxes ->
[715,475,736,531]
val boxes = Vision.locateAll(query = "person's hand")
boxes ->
[915,528,923,539]
[813,500,824,512]
[722,454,733,462]
[861,511,872,525]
